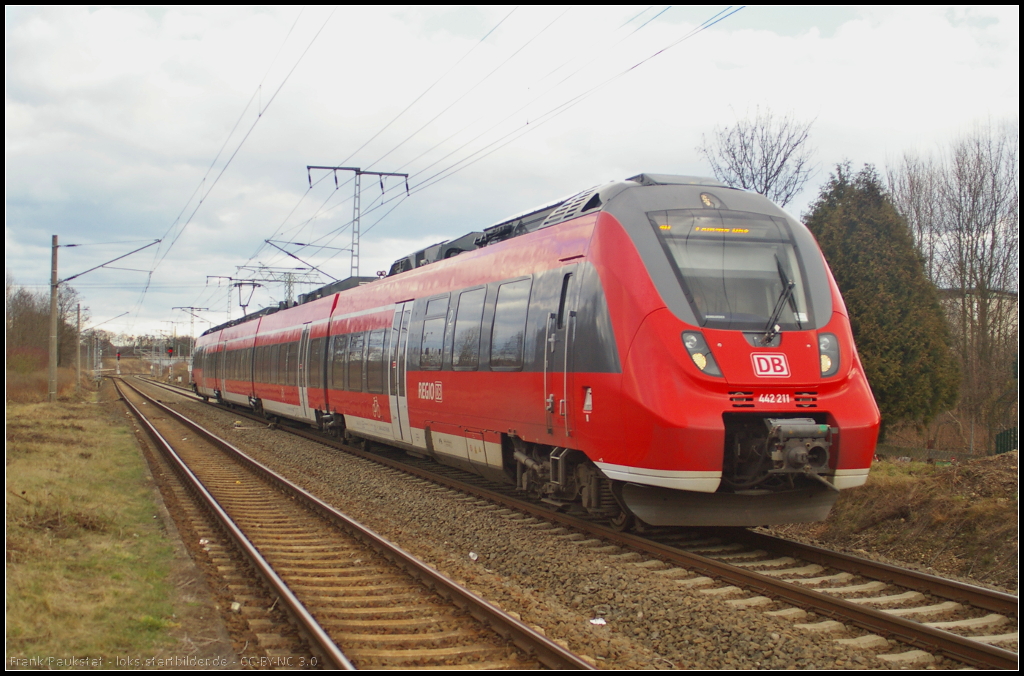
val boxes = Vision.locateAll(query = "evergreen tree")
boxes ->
[804,163,960,438]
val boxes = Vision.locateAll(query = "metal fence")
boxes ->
[995,427,1018,455]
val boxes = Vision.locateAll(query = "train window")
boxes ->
[420,317,445,370]
[649,209,812,332]
[330,334,347,390]
[270,343,280,384]
[425,296,449,318]
[309,337,324,390]
[452,287,485,370]
[286,342,299,387]
[557,272,573,330]
[491,278,532,370]
[347,333,365,391]
[366,330,385,393]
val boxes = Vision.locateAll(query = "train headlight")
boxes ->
[681,331,722,377]
[818,333,840,377]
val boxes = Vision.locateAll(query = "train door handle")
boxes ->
[559,399,566,416]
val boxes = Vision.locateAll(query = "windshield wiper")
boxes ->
[763,255,796,346]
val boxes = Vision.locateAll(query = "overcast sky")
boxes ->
[5,5,1019,339]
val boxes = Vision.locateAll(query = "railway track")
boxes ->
[116,377,593,670]
[134,376,1018,669]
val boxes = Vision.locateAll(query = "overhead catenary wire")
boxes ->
[260,6,671,269]
[128,8,335,331]
[277,7,745,271]
[153,8,336,270]
[155,8,308,263]
[361,8,570,175]
[241,8,520,271]
[401,6,744,198]
[280,3,745,272]
[249,6,569,271]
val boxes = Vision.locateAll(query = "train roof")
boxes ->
[386,174,737,277]
[204,174,740,334]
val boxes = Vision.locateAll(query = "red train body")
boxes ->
[192,174,880,528]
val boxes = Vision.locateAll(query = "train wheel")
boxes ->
[609,511,634,532]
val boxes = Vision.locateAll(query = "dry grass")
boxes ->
[5,367,89,403]
[772,453,1019,590]
[6,398,178,663]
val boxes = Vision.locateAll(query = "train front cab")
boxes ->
[593,178,880,526]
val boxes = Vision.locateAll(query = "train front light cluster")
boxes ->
[818,333,840,377]
[682,332,722,377]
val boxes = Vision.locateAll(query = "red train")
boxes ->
[192,174,880,528]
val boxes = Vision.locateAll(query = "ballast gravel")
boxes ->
[167,396,950,669]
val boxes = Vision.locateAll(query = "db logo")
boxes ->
[751,353,791,378]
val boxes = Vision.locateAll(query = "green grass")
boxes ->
[6,400,179,667]
[867,459,943,479]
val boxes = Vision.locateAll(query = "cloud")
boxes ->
[5,6,1018,335]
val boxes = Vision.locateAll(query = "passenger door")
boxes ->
[544,262,580,439]
[298,323,313,420]
[217,339,228,396]
[389,302,413,443]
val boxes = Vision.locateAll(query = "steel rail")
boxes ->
[113,379,355,670]
[730,529,1018,616]
[122,377,595,671]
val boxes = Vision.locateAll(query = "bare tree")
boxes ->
[6,275,48,358]
[887,153,942,281]
[697,107,816,207]
[887,119,1019,452]
[5,275,88,368]
[939,121,1018,450]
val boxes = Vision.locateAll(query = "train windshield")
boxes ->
[648,209,813,331]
